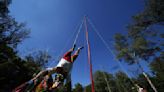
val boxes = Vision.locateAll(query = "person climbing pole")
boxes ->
[35,44,84,91]
[50,44,84,90]
[13,44,83,92]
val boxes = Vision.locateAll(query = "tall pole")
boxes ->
[101,67,112,92]
[84,16,95,92]
[134,52,158,92]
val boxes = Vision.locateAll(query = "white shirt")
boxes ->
[56,58,73,73]
[46,58,73,81]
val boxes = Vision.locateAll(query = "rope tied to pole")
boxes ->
[88,16,158,92]
[87,17,140,92]
[73,19,84,46]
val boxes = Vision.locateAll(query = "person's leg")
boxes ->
[63,44,76,58]
[71,47,84,62]
[32,70,49,81]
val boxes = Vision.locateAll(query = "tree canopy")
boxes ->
[0,0,49,91]
[0,0,163,92]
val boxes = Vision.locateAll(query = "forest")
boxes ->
[0,0,163,92]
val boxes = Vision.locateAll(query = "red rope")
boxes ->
[84,16,95,92]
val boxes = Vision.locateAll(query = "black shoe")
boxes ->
[78,46,84,50]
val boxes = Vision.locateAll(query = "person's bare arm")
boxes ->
[32,70,48,80]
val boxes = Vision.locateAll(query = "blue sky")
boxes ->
[9,0,145,86]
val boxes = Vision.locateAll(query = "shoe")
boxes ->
[78,46,84,50]
[73,44,76,48]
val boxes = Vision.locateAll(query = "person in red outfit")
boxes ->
[13,45,83,92]
[50,44,84,90]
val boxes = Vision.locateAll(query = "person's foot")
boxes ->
[72,44,76,51]
[78,46,84,50]
[73,44,76,48]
